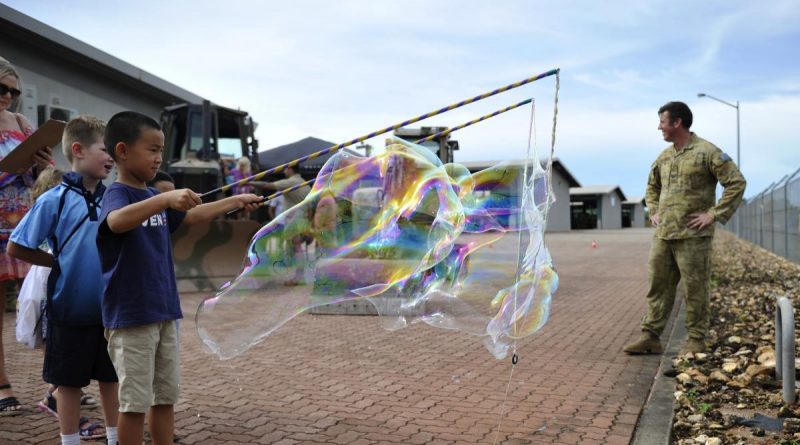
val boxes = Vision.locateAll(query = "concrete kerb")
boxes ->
[631,299,687,445]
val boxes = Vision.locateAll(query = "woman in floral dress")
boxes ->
[0,57,52,416]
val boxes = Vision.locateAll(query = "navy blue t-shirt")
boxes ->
[97,183,186,329]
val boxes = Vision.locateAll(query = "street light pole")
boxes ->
[697,93,740,166]
[697,92,741,235]
[736,100,740,168]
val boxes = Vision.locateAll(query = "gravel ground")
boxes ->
[671,231,800,445]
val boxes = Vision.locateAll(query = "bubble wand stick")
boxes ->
[203,69,558,199]
[226,98,535,216]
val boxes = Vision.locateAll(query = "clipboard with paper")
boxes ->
[0,119,65,173]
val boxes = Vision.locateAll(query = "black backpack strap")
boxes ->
[51,183,92,257]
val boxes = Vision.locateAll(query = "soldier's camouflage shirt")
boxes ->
[646,133,746,240]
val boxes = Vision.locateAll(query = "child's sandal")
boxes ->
[79,419,106,440]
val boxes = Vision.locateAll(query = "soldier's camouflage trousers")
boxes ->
[641,236,712,340]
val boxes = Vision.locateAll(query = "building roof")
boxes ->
[458,158,580,187]
[623,196,645,205]
[258,137,362,172]
[570,185,627,201]
[0,4,203,104]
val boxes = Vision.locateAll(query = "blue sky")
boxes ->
[6,0,800,199]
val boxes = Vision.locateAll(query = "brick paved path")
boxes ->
[1,229,661,444]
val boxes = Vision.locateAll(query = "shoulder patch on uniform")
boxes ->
[720,152,732,162]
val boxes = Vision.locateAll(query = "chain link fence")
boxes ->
[730,167,800,263]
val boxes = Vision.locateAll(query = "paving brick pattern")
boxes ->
[1,229,661,444]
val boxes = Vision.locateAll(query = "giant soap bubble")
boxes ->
[197,138,557,359]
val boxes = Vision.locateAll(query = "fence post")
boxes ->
[787,167,800,262]
[783,178,796,261]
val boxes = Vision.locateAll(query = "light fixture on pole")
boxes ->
[697,93,740,168]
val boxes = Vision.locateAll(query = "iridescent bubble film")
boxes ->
[197,138,558,359]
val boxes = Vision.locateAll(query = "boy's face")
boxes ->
[117,128,165,183]
[74,137,114,181]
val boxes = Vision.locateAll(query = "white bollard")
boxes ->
[775,296,796,405]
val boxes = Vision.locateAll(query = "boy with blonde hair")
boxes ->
[8,115,119,444]
[98,111,260,445]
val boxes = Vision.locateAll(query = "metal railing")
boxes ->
[730,166,800,264]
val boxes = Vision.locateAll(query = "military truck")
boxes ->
[159,100,265,291]
[392,126,459,164]
[160,100,259,198]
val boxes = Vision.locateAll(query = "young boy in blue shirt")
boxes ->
[8,115,118,445]
[97,111,260,445]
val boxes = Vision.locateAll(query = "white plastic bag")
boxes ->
[15,264,49,349]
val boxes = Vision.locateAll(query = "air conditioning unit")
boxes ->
[21,85,38,125]
[37,104,77,126]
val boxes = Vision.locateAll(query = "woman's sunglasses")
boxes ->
[0,84,22,98]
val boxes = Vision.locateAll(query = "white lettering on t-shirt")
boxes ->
[141,212,168,227]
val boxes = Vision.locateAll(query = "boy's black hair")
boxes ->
[147,170,174,187]
[104,111,161,160]
[658,101,693,129]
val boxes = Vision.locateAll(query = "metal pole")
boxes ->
[736,101,741,237]
[736,101,741,167]
[697,93,742,236]
[786,167,800,260]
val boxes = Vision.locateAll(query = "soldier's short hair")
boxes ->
[658,102,693,129]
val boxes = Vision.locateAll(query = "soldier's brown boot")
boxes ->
[623,332,663,355]
[682,337,707,354]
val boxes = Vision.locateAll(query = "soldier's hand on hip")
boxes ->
[650,214,660,227]
[687,212,714,230]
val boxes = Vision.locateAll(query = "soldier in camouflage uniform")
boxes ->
[624,101,746,355]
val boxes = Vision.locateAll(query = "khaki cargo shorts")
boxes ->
[105,320,180,413]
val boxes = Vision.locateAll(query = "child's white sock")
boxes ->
[106,426,118,445]
[60,432,80,445]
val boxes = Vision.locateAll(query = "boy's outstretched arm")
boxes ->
[183,194,262,225]
[107,189,201,234]
[7,242,55,268]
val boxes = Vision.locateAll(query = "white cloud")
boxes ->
[573,69,651,93]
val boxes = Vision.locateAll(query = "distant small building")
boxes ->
[547,159,581,231]
[570,185,627,230]
[460,158,580,232]
[622,196,646,228]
